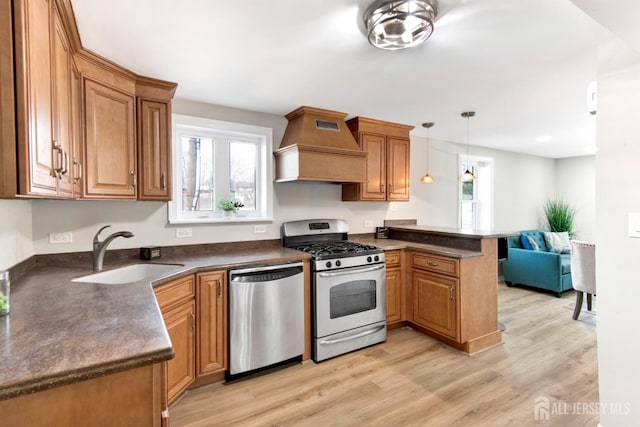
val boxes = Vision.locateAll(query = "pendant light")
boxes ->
[420,122,434,184]
[461,111,476,182]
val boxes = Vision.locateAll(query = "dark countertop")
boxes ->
[0,246,309,401]
[350,236,483,258]
[387,224,517,239]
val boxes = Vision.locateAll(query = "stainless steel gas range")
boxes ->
[282,219,387,362]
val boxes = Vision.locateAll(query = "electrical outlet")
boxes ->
[364,220,373,228]
[49,232,72,244]
[175,228,193,238]
[389,203,398,211]
[253,225,266,234]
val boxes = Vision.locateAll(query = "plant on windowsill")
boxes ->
[217,198,244,218]
[543,198,576,237]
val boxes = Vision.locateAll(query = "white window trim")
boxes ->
[168,114,274,224]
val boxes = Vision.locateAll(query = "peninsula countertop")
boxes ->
[386,224,517,239]
[0,246,310,401]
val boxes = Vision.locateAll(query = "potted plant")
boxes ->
[543,198,576,237]
[217,198,244,218]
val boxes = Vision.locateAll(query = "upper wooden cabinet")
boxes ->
[83,78,136,198]
[136,78,177,201]
[342,117,413,202]
[2,0,177,200]
[14,0,58,196]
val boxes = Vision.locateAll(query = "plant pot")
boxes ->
[222,210,234,219]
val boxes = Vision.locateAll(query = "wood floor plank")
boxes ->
[170,283,599,426]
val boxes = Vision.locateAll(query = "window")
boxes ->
[459,155,493,230]
[168,114,273,223]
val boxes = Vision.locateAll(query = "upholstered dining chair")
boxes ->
[570,240,596,320]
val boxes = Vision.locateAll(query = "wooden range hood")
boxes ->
[274,106,366,183]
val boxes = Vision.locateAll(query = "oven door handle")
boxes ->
[319,324,386,345]
[317,263,385,278]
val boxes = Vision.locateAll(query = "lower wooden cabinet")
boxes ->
[163,300,195,403]
[196,271,228,377]
[412,270,459,340]
[155,271,228,405]
[154,275,196,405]
[385,250,402,324]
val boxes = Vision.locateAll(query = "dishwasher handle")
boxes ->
[230,263,303,283]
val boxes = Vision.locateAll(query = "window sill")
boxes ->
[168,216,274,225]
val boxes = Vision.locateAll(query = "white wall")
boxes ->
[595,38,640,426]
[23,99,560,256]
[0,199,33,270]
[556,155,596,240]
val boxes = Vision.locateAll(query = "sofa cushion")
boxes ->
[521,230,548,252]
[526,235,540,251]
[560,254,572,274]
[544,231,571,254]
[520,234,533,250]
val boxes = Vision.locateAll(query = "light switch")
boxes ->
[628,213,640,238]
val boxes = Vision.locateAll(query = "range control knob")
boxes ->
[325,261,332,268]
[374,255,380,262]
[367,256,372,263]
[336,260,341,267]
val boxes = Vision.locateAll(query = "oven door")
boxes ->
[314,263,386,338]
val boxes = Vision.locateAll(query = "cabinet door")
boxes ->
[15,0,57,196]
[386,267,402,324]
[413,270,458,339]
[196,271,227,376]
[70,62,82,196]
[360,133,387,201]
[83,78,136,198]
[387,137,410,201]
[163,300,195,404]
[138,99,171,200]
[51,2,72,196]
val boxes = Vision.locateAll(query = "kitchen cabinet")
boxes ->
[155,275,196,405]
[0,364,164,427]
[136,78,177,201]
[196,271,228,377]
[13,0,67,197]
[342,117,413,202]
[3,0,176,200]
[83,78,136,198]
[412,252,460,340]
[385,250,402,325]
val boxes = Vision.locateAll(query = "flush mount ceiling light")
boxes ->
[364,0,438,50]
[420,122,435,184]
[461,111,476,182]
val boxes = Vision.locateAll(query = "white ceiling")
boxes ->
[70,0,614,158]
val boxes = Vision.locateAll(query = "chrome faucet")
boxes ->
[93,225,134,271]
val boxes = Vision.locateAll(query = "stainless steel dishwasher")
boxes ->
[228,262,305,377]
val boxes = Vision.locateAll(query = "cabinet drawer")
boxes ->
[155,275,195,310]
[412,253,459,277]
[385,250,401,268]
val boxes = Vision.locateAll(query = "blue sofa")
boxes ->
[502,230,573,297]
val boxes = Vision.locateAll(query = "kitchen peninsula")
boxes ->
[353,223,514,355]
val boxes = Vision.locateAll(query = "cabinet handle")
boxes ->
[60,151,69,175]
[73,158,82,183]
[380,184,385,194]
[52,142,63,178]
[427,262,439,267]
[160,172,166,190]
[450,286,454,300]
[130,170,136,188]
[190,312,195,331]
[217,281,222,298]
[389,183,394,192]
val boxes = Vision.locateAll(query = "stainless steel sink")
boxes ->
[72,263,184,285]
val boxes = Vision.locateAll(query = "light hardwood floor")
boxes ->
[170,283,598,426]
